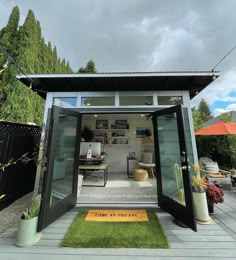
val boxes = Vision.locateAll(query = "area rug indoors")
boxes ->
[61,210,169,248]
[79,186,157,199]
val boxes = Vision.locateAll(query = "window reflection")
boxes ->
[54,97,77,106]
[81,97,115,106]
[158,96,183,105]
[120,96,153,106]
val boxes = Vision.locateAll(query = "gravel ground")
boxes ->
[0,192,33,233]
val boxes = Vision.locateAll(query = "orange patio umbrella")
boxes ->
[195,121,236,168]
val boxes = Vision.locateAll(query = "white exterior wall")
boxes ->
[38,90,198,175]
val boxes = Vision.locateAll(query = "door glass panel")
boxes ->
[157,112,185,205]
[50,114,77,207]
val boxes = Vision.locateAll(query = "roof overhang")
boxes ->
[17,71,219,99]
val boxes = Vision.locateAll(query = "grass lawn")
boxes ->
[61,210,170,248]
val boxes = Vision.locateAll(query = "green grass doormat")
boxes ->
[61,210,170,248]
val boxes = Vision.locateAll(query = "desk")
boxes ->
[79,162,108,187]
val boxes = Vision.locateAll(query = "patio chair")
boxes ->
[138,152,155,178]
[199,157,232,190]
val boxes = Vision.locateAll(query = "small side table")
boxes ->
[127,157,137,178]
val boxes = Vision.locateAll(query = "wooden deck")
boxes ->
[0,188,236,259]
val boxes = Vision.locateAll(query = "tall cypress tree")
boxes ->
[0,6,74,125]
[0,6,19,61]
[0,9,44,124]
[0,6,20,114]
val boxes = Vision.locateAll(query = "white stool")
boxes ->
[138,162,155,178]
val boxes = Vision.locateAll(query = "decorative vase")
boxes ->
[192,192,211,222]
[16,216,42,247]
[207,203,214,214]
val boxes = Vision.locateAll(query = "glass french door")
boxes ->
[38,106,81,231]
[152,105,196,231]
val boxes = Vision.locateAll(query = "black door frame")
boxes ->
[38,106,196,231]
[38,106,81,231]
[152,105,196,231]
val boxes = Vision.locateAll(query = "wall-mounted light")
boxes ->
[140,114,145,117]
[86,103,91,106]
[94,114,98,117]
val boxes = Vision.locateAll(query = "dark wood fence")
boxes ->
[0,122,41,211]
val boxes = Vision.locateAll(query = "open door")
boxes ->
[152,105,196,231]
[38,106,81,231]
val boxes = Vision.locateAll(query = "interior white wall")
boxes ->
[81,115,153,174]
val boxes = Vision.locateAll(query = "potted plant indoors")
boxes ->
[192,164,211,223]
[15,197,42,247]
[81,126,94,142]
[205,183,224,214]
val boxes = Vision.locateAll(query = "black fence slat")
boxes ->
[0,122,41,211]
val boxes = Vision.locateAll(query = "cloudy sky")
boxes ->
[1,0,236,116]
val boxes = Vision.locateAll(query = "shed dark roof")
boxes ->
[17,71,219,99]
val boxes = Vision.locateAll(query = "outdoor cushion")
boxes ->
[205,162,219,174]
[208,174,225,178]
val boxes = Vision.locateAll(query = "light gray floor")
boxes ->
[78,172,158,204]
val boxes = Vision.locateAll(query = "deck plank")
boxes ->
[1,187,236,259]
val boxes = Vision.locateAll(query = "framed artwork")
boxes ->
[136,127,151,138]
[96,120,108,129]
[115,120,128,129]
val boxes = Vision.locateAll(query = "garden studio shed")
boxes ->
[18,71,219,232]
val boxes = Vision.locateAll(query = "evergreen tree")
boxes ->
[61,58,66,72]
[197,98,213,123]
[66,61,72,73]
[78,59,96,73]
[0,6,73,125]
[1,9,45,124]
[0,6,19,61]
[0,6,20,114]
[191,107,204,131]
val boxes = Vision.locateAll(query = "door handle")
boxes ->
[181,165,191,171]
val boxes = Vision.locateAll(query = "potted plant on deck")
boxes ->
[205,183,224,214]
[192,164,211,223]
[15,197,42,247]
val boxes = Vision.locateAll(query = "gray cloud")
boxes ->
[1,0,236,110]
[1,0,236,72]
